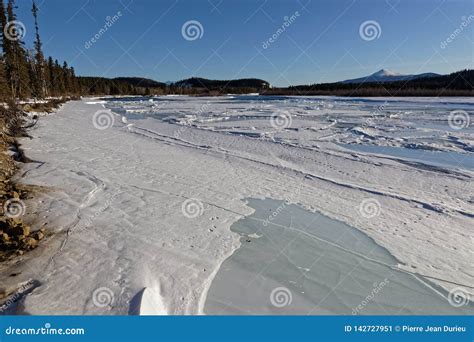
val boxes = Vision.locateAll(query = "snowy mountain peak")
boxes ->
[341,69,441,84]
[372,69,401,77]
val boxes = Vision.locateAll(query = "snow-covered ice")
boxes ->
[2,95,472,315]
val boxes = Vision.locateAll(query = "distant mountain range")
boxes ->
[277,69,474,96]
[78,69,473,96]
[341,69,441,84]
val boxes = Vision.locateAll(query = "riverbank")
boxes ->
[0,104,42,260]
[0,98,71,310]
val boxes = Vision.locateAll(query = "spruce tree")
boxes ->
[0,1,8,100]
[0,0,79,99]
[69,66,78,94]
[0,56,10,100]
[6,0,30,98]
[46,56,54,95]
[31,0,45,98]
[0,0,14,97]
[62,61,70,93]
[54,59,65,94]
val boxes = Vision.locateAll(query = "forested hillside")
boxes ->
[77,76,166,96]
[0,0,78,101]
[264,70,474,96]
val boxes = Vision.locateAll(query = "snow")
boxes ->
[3,96,473,315]
[138,287,168,315]
[342,70,441,84]
[85,100,107,105]
[372,69,401,77]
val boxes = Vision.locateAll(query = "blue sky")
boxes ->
[15,0,474,86]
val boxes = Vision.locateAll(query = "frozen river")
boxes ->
[2,95,471,315]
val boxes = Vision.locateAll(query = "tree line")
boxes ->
[0,0,79,101]
[77,76,167,96]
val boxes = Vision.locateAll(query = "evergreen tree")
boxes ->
[31,0,45,98]
[0,56,10,100]
[6,0,30,98]
[46,56,54,95]
[69,66,78,94]
[62,61,71,93]
[0,2,9,100]
[0,0,80,100]
[54,59,65,94]
[0,0,14,97]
